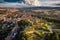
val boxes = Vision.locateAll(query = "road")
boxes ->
[52,29,60,33]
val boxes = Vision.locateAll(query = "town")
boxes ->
[0,8,60,40]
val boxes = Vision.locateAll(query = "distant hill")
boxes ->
[0,6,60,10]
[55,4,60,5]
[17,6,60,10]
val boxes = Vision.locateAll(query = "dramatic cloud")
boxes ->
[0,0,60,7]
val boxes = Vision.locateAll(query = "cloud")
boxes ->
[0,0,4,3]
[0,0,60,7]
[0,3,34,8]
[39,0,60,6]
[40,0,60,1]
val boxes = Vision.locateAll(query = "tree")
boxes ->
[18,20,31,31]
[45,30,60,40]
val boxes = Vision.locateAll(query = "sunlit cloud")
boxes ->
[0,0,60,7]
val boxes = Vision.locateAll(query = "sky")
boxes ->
[0,0,59,2]
[0,0,60,4]
[0,0,60,7]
